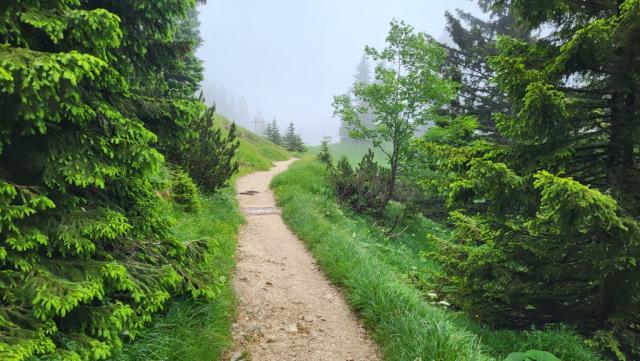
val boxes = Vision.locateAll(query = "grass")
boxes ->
[214,114,290,176]
[111,190,242,361]
[111,114,289,361]
[308,139,388,165]
[271,157,603,361]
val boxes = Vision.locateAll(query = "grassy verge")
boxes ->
[271,157,603,361]
[111,190,242,361]
[111,115,289,361]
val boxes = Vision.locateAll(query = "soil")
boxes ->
[227,159,381,361]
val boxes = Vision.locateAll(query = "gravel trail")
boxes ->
[228,159,381,361]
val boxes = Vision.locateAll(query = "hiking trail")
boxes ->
[228,159,381,361]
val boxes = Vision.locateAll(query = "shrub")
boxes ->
[352,149,389,213]
[171,168,201,212]
[172,107,239,192]
[329,151,390,215]
[330,157,357,202]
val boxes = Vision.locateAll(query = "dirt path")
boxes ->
[228,159,381,361]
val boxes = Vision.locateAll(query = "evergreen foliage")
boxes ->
[329,150,390,214]
[282,122,305,152]
[172,106,240,191]
[263,119,282,146]
[171,168,201,213]
[317,137,333,166]
[330,157,357,202]
[419,1,640,357]
[441,3,531,134]
[0,1,232,359]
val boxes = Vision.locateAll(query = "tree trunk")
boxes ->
[380,149,398,215]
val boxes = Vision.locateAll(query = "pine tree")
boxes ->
[0,1,221,359]
[174,107,240,191]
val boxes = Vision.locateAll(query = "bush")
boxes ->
[172,106,239,192]
[330,156,357,202]
[171,168,201,212]
[329,151,390,215]
[352,149,389,213]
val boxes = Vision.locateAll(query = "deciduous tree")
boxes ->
[333,20,456,213]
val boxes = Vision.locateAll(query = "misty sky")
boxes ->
[197,0,483,145]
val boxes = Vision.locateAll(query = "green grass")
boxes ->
[214,114,290,176]
[308,139,388,165]
[111,114,289,361]
[271,157,603,361]
[111,190,242,361]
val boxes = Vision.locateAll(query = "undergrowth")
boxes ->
[271,157,603,361]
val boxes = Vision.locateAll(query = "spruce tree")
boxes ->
[264,119,282,145]
[0,1,220,359]
[317,137,333,166]
[283,122,305,152]
[441,3,532,134]
[422,1,640,356]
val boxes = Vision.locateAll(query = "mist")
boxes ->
[197,0,484,145]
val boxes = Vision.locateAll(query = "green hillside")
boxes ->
[214,114,290,175]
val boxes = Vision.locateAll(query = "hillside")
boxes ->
[214,114,290,175]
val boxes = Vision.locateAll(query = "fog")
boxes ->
[197,0,483,145]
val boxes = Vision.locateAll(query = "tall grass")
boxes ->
[271,158,603,361]
[111,190,242,361]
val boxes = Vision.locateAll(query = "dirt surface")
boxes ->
[228,159,381,361]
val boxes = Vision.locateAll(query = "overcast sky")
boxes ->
[197,0,483,145]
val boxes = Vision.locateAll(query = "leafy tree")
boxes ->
[283,122,305,152]
[0,1,221,360]
[333,20,456,213]
[422,0,640,357]
[264,118,282,145]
